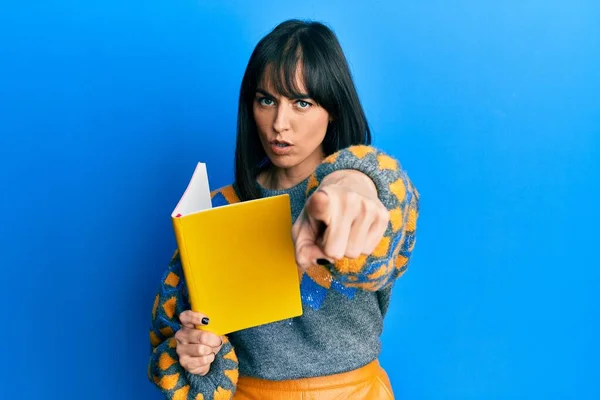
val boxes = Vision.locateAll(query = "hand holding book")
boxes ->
[175,310,224,376]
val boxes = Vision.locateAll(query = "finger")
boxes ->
[211,336,225,354]
[175,327,194,345]
[321,195,356,259]
[364,206,390,254]
[175,327,219,346]
[322,219,353,260]
[345,208,374,259]
[296,242,330,269]
[180,354,213,375]
[179,310,210,328]
[293,210,330,269]
[188,365,210,376]
[176,343,215,357]
[305,190,332,225]
[189,330,222,347]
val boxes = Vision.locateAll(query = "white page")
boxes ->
[171,162,213,217]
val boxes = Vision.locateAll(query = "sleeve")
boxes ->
[147,251,239,400]
[305,145,420,292]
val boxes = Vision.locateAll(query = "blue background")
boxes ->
[1,1,598,399]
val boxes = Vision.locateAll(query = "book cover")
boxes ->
[171,163,303,336]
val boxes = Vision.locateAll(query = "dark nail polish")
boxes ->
[201,317,209,325]
[316,258,330,266]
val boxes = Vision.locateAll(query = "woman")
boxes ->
[148,19,419,400]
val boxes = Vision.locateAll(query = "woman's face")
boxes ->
[253,67,330,172]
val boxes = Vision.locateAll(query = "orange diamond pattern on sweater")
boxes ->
[165,272,180,287]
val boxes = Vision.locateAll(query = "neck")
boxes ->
[261,148,324,190]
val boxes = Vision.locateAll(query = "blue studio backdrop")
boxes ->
[1,1,598,399]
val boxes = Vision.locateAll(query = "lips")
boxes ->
[270,139,292,146]
[269,139,293,155]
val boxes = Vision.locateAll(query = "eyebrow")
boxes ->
[255,88,311,100]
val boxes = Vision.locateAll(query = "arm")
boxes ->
[302,145,420,291]
[147,252,239,399]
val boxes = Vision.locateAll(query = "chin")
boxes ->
[268,155,301,169]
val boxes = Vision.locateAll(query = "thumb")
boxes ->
[296,241,330,270]
[294,212,329,269]
[179,310,210,328]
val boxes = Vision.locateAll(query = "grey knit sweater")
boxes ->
[148,145,419,400]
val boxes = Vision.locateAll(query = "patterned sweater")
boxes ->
[148,145,420,400]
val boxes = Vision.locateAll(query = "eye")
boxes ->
[258,97,275,107]
[296,100,312,109]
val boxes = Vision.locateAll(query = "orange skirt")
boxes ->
[233,360,394,400]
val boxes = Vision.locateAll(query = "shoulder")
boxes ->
[323,145,402,172]
[312,145,405,184]
[210,184,241,207]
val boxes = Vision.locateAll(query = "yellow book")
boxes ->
[171,163,303,336]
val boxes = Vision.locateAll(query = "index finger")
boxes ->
[306,190,332,225]
[188,330,223,347]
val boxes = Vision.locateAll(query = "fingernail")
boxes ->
[201,317,209,325]
[316,258,330,266]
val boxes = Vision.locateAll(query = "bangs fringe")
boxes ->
[258,34,314,100]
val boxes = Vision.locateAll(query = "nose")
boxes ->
[273,103,291,133]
